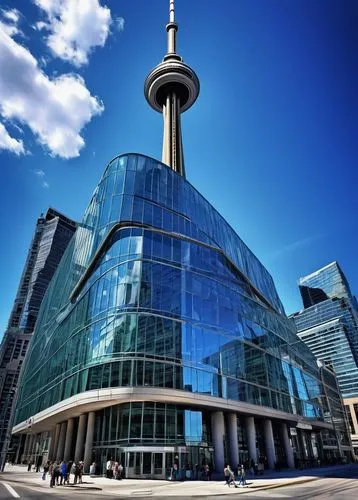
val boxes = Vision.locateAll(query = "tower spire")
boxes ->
[169,0,175,22]
[144,0,200,177]
[166,0,177,55]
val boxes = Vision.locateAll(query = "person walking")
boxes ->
[224,464,238,487]
[73,462,80,485]
[49,462,57,488]
[42,461,49,480]
[79,461,84,483]
[59,461,66,485]
[238,464,248,487]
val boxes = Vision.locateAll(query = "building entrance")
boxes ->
[124,447,177,479]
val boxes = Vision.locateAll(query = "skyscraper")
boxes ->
[291,261,358,458]
[12,2,352,476]
[0,208,76,467]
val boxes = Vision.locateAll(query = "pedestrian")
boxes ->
[224,464,238,487]
[49,462,56,488]
[27,460,32,472]
[55,461,61,485]
[224,464,230,485]
[185,464,191,480]
[42,460,49,480]
[73,462,80,485]
[238,464,248,487]
[203,464,210,480]
[119,462,123,479]
[49,462,54,487]
[79,461,84,483]
[112,460,117,479]
[172,462,178,480]
[113,461,119,480]
[60,461,66,485]
[90,462,96,477]
[106,458,113,479]
[67,460,73,484]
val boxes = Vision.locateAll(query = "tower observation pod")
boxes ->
[144,0,200,177]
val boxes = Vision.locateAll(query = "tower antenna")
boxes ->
[144,0,200,177]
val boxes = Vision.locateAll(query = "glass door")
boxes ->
[127,451,141,477]
[142,452,152,475]
[126,450,166,479]
[153,453,163,477]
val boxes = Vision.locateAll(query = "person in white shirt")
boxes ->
[106,459,113,479]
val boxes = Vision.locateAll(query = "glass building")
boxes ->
[291,262,358,458]
[0,208,76,467]
[13,155,352,474]
[12,1,352,477]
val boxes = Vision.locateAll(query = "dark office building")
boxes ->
[0,208,76,466]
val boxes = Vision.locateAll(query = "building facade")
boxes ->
[12,1,353,478]
[13,155,352,476]
[0,208,76,466]
[291,262,358,457]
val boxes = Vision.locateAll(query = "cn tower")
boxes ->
[144,0,200,177]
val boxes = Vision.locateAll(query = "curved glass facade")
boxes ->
[15,154,326,425]
[14,154,351,473]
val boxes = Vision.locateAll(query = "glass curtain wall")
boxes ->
[14,154,345,465]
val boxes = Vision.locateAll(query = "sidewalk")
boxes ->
[1,464,357,496]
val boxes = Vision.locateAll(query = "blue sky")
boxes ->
[1,0,358,337]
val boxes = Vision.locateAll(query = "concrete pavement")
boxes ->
[0,464,357,497]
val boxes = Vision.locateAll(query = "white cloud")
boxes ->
[265,234,323,261]
[42,180,49,188]
[1,8,22,37]
[34,0,115,67]
[0,21,19,37]
[2,8,20,24]
[0,25,104,158]
[114,16,125,33]
[34,169,45,177]
[0,121,25,155]
[34,20,47,31]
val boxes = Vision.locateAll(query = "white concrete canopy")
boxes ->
[12,387,333,436]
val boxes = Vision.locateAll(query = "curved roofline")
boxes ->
[97,152,284,314]
[12,386,333,435]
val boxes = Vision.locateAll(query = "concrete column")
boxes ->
[23,434,30,460]
[64,418,74,461]
[47,428,55,461]
[75,414,87,462]
[227,413,239,468]
[27,434,34,458]
[263,419,276,469]
[15,434,25,464]
[211,411,225,472]
[84,412,95,473]
[49,424,61,461]
[245,416,257,463]
[281,423,295,469]
[56,422,67,461]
